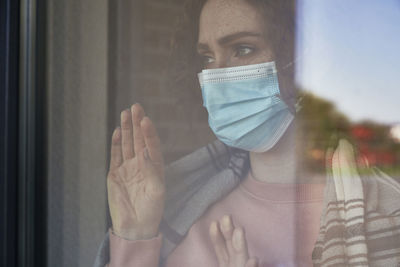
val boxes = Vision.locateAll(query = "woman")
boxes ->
[95,0,400,266]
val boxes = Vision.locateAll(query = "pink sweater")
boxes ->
[109,173,325,267]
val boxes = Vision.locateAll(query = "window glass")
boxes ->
[43,0,400,266]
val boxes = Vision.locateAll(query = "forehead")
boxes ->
[198,0,266,43]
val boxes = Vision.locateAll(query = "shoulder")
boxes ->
[363,168,400,215]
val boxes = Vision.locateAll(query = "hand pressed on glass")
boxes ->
[210,215,258,267]
[107,103,165,241]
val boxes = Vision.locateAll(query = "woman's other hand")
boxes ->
[107,104,165,240]
[210,215,258,267]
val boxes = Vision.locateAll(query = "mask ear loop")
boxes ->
[275,40,311,115]
[274,61,300,116]
[278,94,303,115]
[295,96,303,113]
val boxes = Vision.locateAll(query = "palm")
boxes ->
[107,104,165,240]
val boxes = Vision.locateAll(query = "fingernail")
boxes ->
[232,227,244,251]
[121,109,129,121]
[209,221,218,239]
[113,127,121,138]
[221,215,232,231]
[132,103,140,112]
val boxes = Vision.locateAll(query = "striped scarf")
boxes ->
[312,140,400,266]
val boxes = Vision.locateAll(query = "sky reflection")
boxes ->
[296,0,400,125]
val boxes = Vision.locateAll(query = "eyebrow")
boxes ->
[197,31,262,51]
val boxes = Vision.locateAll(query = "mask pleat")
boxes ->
[198,61,293,152]
[213,103,287,140]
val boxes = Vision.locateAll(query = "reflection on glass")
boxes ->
[43,0,400,266]
[297,0,400,176]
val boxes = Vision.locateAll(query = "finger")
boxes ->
[209,221,229,267]
[109,127,122,171]
[219,215,235,257]
[141,116,163,165]
[232,227,249,267]
[131,103,146,157]
[121,109,134,160]
[245,258,258,267]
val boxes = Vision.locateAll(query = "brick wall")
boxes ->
[109,0,296,163]
[110,0,215,164]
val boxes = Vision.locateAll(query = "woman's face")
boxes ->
[197,0,274,69]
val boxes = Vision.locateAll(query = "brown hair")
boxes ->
[168,0,297,109]
[162,0,296,163]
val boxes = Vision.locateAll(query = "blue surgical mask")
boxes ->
[198,61,294,152]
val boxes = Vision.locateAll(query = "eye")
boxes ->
[201,55,215,65]
[234,46,254,57]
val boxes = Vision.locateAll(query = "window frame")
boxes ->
[1,0,47,266]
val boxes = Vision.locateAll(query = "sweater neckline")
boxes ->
[240,171,325,202]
